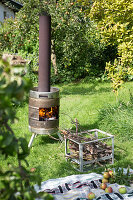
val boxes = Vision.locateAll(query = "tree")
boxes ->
[0,57,53,199]
[0,0,110,83]
[86,0,133,92]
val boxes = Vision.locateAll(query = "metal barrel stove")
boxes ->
[28,14,60,147]
[29,87,59,135]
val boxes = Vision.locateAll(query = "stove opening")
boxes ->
[39,106,59,121]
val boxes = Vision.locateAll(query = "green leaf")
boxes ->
[1,134,14,148]
[18,137,29,160]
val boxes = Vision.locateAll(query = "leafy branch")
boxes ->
[0,57,54,199]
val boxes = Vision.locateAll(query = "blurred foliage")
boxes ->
[0,58,54,199]
[79,0,133,92]
[0,0,117,84]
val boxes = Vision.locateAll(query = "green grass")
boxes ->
[1,79,133,182]
[98,99,133,140]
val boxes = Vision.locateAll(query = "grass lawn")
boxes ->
[1,79,133,182]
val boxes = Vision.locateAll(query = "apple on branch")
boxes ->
[102,178,109,183]
[108,170,114,177]
[103,171,110,179]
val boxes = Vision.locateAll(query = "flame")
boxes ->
[39,108,45,117]
[39,106,59,121]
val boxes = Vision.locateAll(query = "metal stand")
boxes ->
[28,133,37,148]
[57,132,63,141]
[65,129,114,172]
[28,132,63,148]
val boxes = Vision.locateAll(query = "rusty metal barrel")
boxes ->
[29,87,59,134]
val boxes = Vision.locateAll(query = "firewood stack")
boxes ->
[62,131,112,161]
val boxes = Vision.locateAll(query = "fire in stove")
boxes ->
[39,106,59,121]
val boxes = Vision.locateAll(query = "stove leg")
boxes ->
[28,133,37,148]
[57,132,63,141]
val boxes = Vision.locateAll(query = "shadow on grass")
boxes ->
[42,160,82,181]
[77,123,99,132]
[61,81,111,96]
[35,134,61,145]
[114,146,133,169]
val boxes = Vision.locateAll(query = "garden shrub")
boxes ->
[89,0,133,92]
[0,0,117,84]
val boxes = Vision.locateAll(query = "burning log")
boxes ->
[39,106,59,121]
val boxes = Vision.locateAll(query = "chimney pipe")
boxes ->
[38,15,51,92]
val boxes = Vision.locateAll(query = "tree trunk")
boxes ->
[51,40,58,75]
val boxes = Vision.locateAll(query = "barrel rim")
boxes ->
[29,126,58,135]
[29,87,59,99]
